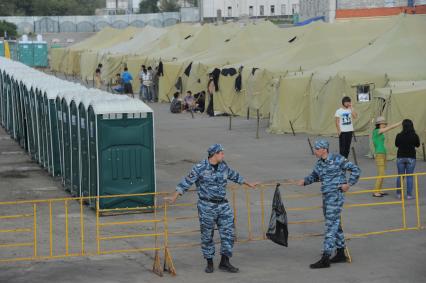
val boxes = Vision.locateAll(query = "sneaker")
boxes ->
[406,195,414,200]
[396,194,401,200]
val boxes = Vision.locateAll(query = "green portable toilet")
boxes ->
[78,91,127,201]
[69,94,85,196]
[43,84,85,177]
[0,40,4,57]
[87,99,156,210]
[60,91,84,192]
[33,42,48,67]
[18,41,34,67]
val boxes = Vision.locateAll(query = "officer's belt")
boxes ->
[199,197,228,204]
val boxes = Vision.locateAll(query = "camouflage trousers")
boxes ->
[197,200,235,259]
[322,190,346,256]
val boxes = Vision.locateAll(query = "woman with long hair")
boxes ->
[395,119,420,199]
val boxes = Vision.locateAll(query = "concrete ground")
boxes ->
[1,103,425,283]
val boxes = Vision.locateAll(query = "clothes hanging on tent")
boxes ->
[158,61,164,77]
[184,62,193,76]
[221,68,237,76]
[235,74,242,92]
[211,68,221,91]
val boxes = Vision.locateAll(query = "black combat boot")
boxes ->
[310,253,331,269]
[219,255,239,273]
[205,258,214,273]
[330,248,348,263]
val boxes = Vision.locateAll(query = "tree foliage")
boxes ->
[0,0,105,16]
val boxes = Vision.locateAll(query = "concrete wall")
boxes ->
[337,0,408,10]
[299,0,336,22]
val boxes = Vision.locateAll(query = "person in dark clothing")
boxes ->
[395,119,420,200]
[170,92,182,113]
[194,91,206,113]
[121,67,134,97]
[335,96,358,158]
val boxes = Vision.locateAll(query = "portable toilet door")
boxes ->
[17,81,27,150]
[33,42,48,67]
[29,86,40,161]
[44,89,60,176]
[61,95,72,191]
[23,84,35,156]
[18,41,34,66]
[0,40,4,57]
[45,86,75,177]
[88,99,156,210]
[79,92,124,203]
[70,95,84,196]
[61,92,83,192]
[36,88,47,167]
[11,77,22,142]
[55,95,65,182]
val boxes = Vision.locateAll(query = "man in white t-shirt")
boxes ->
[335,96,358,158]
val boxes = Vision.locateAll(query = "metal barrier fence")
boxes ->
[0,173,424,276]
[0,13,182,34]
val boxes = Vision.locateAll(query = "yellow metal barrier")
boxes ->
[0,172,424,277]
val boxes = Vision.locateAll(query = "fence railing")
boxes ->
[0,172,424,276]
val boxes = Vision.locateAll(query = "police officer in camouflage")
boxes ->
[165,144,257,273]
[294,139,361,269]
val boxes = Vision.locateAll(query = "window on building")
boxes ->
[249,6,254,16]
[217,9,222,18]
[356,85,371,102]
[260,5,264,16]
[292,4,299,14]
[270,5,275,16]
[227,6,232,17]
[281,4,286,15]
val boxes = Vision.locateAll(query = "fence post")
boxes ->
[256,109,260,139]
[307,137,314,155]
[289,120,295,136]
[351,146,358,165]
[33,204,37,258]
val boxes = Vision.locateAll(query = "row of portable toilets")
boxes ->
[0,57,156,210]
[0,39,48,68]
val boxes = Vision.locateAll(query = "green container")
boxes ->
[293,13,300,24]
[78,92,125,202]
[55,95,65,184]
[44,90,60,175]
[87,99,155,210]
[0,41,4,57]
[18,42,34,66]
[61,93,77,192]
[28,86,40,161]
[70,95,85,196]
[33,42,48,67]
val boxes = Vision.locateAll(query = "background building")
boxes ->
[200,0,300,20]
[299,0,426,22]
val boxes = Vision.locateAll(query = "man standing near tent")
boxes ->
[335,96,358,158]
[164,144,257,274]
[293,139,361,269]
[121,67,134,97]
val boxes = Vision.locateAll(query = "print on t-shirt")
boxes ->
[341,113,352,126]
[335,108,354,133]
